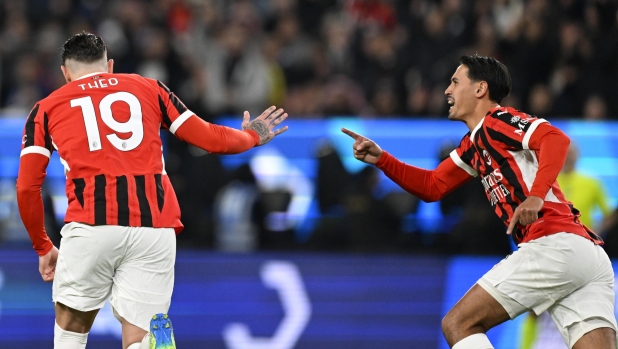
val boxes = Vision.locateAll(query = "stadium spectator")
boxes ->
[2,0,618,254]
[342,54,617,349]
[1,0,618,117]
[582,94,608,120]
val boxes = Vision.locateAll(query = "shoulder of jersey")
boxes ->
[486,106,534,124]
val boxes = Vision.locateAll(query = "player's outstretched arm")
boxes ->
[242,106,288,145]
[341,128,383,164]
[341,127,472,202]
[174,106,288,154]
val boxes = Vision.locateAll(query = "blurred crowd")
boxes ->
[2,0,618,119]
[2,0,618,254]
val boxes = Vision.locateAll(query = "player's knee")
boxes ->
[442,311,461,340]
[442,310,483,344]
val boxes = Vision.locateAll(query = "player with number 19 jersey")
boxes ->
[20,73,250,247]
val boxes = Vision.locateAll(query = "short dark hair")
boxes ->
[460,55,512,103]
[61,31,107,65]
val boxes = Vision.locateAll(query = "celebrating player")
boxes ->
[342,55,617,349]
[16,32,288,349]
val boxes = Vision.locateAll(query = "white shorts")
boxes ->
[478,232,617,348]
[53,222,176,331]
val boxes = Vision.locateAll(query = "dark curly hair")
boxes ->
[61,31,107,65]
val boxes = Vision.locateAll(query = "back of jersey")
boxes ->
[23,73,185,230]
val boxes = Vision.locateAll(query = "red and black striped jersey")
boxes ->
[20,73,191,232]
[450,106,598,244]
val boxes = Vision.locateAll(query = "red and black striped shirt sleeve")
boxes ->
[17,103,54,256]
[156,80,193,133]
[20,103,54,158]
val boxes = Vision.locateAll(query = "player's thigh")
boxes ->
[53,222,126,312]
[442,283,513,343]
[110,227,176,331]
[482,233,600,316]
[549,244,617,348]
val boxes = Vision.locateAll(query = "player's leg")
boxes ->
[547,238,617,349]
[52,222,124,349]
[122,317,148,349]
[572,328,617,349]
[442,283,515,348]
[111,226,176,349]
[55,302,99,332]
[443,233,573,349]
[54,302,99,349]
[122,314,176,349]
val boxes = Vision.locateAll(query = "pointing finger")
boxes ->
[506,211,519,235]
[341,128,361,140]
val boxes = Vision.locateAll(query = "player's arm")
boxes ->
[376,151,473,202]
[173,107,288,154]
[526,123,570,199]
[155,80,287,153]
[341,128,472,202]
[16,153,53,256]
[17,104,58,282]
[506,122,569,234]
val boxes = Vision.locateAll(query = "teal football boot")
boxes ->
[149,313,176,349]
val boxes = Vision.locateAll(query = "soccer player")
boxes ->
[16,32,288,349]
[342,55,617,349]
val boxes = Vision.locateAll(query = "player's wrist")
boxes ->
[244,129,260,146]
[527,192,545,201]
[36,239,54,257]
[374,150,389,167]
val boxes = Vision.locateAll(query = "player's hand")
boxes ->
[242,106,289,146]
[506,196,544,235]
[39,246,58,282]
[341,128,383,165]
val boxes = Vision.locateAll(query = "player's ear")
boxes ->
[107,59,114,74]
[476,81,488,98]
[60,65,71,83]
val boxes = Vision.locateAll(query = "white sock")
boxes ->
[452,333,494,349]
[127,333,150,349]
[54,322,88,349]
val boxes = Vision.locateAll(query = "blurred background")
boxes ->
[0,0,618,348]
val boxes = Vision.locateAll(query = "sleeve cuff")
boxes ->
[528,189,548,199]
[35,239,54,257]
[374,150,390,168]
[245,130,260,146]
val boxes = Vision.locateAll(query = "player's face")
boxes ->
[445,65,479,122]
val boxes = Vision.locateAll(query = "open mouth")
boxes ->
[447,99,454,110]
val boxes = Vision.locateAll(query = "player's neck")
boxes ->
[71,69,107,81]
[63,59,110,82]
[465,102,499,131]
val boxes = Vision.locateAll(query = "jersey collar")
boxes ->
[75,72,107,80]
[470,117,484,140]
